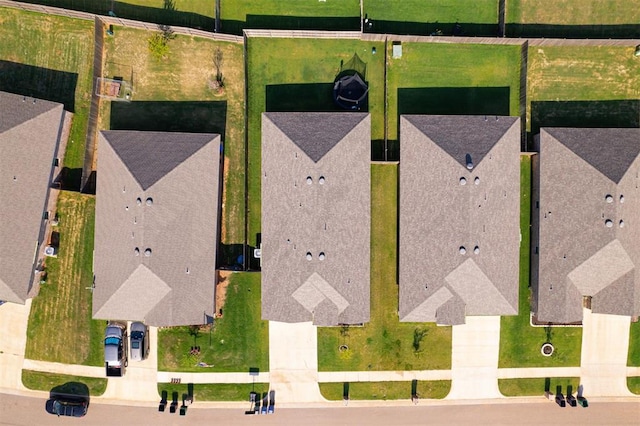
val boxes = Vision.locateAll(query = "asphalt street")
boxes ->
[1,393,639,426]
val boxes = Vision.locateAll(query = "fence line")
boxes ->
[243,29,361,39]
[519,40,529,151]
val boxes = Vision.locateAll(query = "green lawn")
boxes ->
[628,377,640,395]
[364,0,498,35]
[220,0,360,34]
[527,45,640,135]
[25,193,104,366]
[101,26,246,249]
[499,156,582,368]
[499,377,580,397]
[158,272,268,372]
[158,383,269,402]
[16,0,215,29]
[507,0,640,25]
[22,370,107,397]
[386,42,522,145]
[0,8,94,172]
[320,381,450,400]
[628,320,640,366]
[317,165,452,371]
[246,36,385,247]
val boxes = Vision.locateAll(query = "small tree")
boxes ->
[148,25,175,59]
[213,47,224,88]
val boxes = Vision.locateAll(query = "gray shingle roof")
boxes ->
[399,115,521,325]
[0,91,64,303]
[261,112,370,325]
[532,128,640,323]
[93,131,221,326]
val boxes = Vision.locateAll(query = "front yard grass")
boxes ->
[498,377,580,397]
[386,42,522,144]
[627,377,640,395]
[319,380,450,400]
[317,165,452,371]
[22,370,107,397]
[527,45,640,135]
[0,8,94,171]
[499,156,582,368]
[25,192,104,366]
[100,25,246,248]
[628,320,640,366]
[158,272,268,372]
[246,36,386,248]
[158,382,269,402]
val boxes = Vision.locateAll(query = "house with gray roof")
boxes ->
[261,112,370,326]
[93,131,221,326]
[399,115,521,325]
[532,127,640,324]
[0,91,65,304]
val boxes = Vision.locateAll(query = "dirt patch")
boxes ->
[215,271,233,315]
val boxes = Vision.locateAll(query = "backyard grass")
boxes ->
[0,8,94,171]
[246,36,385,248]
[507,0,640,25]
[498,156,582,368]
[628,377,640,395]
[319,381,450,400]
[386,42,522,144]
[317,165,452,371]
[22,370,107,397]
[220,0,360,34]
[157,383,269,402]
[158,272,268,372]
[25,192,104,366]
[527,45,640,135]
[628,320,640,366]
[100,25,246,249]
[16,0,215,29]
[498,377,580,397]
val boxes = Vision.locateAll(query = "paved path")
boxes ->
[447,316,502,399]
[268,321,324,403]
[497,367,581,379]
[0,301,31,392]
[580,308,633,397]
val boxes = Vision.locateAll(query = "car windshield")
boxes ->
[131,331,144,339]
[105,337,120,345]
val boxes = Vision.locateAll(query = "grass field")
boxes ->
[628,377,640,395]
[220,0,360,34]
[319,381,450,400]
[0,8,94,171]
[22,370,107,396]
[101,26,246,249]
[246,36,385,247]
[386,42,522,146]
[527,45,640,135]
[499,156,582,368]
[507,1,640,25]
[317,165,452,371]
[17,0,215,29]
[25,193,103,366]
[158,272,268,372]
[158,383,269,402]
[498,377,580,397]
[628,320,640,366]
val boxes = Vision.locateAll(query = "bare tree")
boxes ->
[213,47,224,87]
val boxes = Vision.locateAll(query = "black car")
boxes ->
[46,397,88,417]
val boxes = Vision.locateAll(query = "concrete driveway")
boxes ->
[0,300,31,392]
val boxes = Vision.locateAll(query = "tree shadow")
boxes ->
[49,381,90,402]
[529,100,640,148]
[0,60,78,112]
[110,101,227,139]
[507,23,640,39]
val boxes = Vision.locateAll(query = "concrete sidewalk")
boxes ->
[447,316,502,399]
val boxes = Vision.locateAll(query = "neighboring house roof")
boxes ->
[93,131,221,326]
[532,127,640,323]
[399,115,521,325]
[0,91,64,304]
[261,112,370,326]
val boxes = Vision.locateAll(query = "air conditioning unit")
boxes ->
[44,246,58,258]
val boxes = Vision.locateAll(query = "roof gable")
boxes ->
[545,128,640,183]
[403,115,519,169]
[264,112,368,162]
[0,91,60,134]
[103,131,216,190]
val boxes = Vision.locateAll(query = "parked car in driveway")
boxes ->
[130,322,149,361]
[45,397,88,417]
[104,322,127,376]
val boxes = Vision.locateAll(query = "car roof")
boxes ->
[130,322,146,333]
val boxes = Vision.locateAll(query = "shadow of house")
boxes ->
[365,20,498,37]
[0,61,78,112]
[221,15,360,36]
[18,0,215,30]
[506,23,640,39]
[266,83,345,113]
